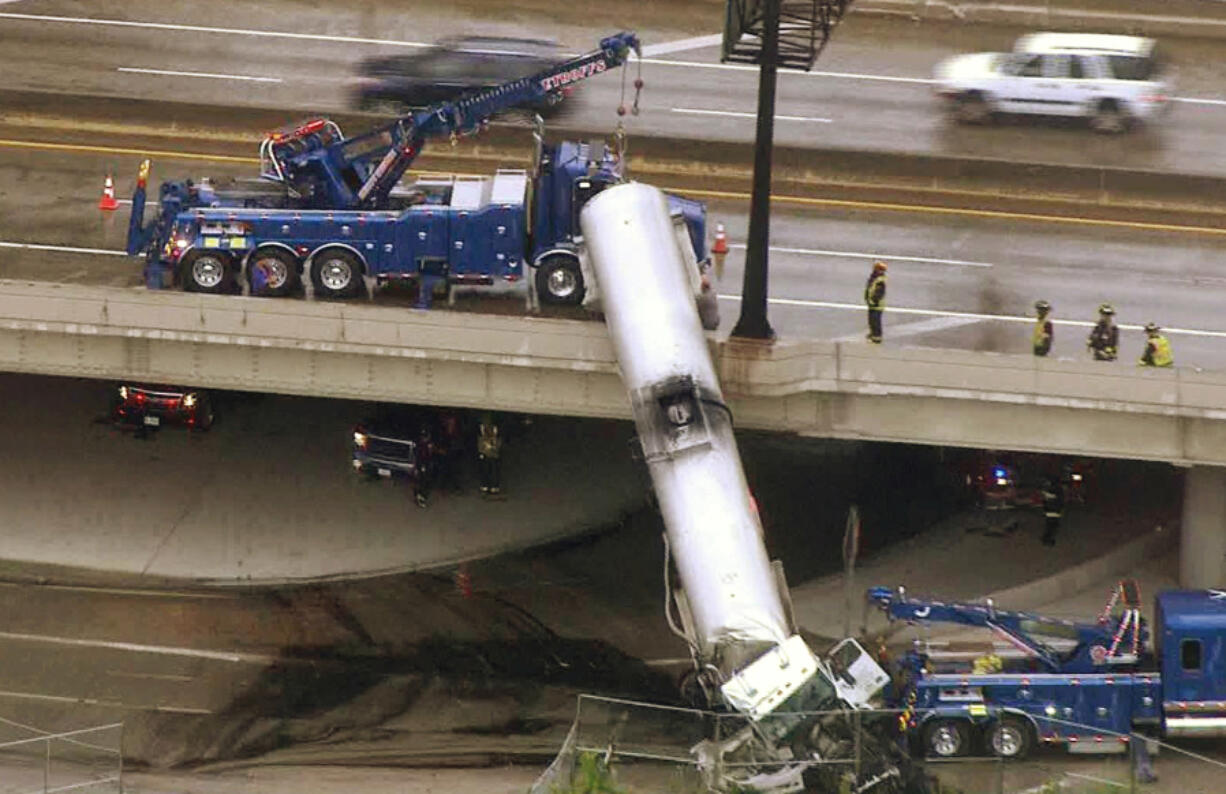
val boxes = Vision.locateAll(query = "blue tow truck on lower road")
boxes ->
[868,582,1226,759]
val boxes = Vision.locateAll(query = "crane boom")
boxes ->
[867,584,1147,673]
[262,32,641,211]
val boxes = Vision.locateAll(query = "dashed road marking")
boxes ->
[0,629,278,664]
[0,688,211,714]
[118,67,283,83]
[672,107,832,123]
[732,243,993,268]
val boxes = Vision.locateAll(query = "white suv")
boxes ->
[934,33,1171,133]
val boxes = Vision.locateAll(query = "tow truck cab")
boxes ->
[1155,590,1226,738]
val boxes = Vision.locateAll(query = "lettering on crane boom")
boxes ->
[540,60,607,91]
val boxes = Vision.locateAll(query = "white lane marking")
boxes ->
[0,580,236,599]
[118,67,283,83]
[1172,97,1226,107]
[0,11,429,48]
[732,243,993,268]
[107,670,195,682]
[716,294,1226,339]
[644,57,936,84]
[0,629,278,664]
[0,688,210,714]
[0,241,126,256]
[673,107,832,123]
[834,314,981,342]
[641,34,722,57]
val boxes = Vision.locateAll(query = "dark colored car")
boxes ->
[111,384,214,432]
[352,409,430,480]
[352,36,572,115]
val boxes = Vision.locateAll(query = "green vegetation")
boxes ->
[551,752,630,794]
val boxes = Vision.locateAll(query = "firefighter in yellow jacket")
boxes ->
[477,413,504,495]
[865,261,887,343]
[1032,300,1053,357]
[1138,322,1173,367]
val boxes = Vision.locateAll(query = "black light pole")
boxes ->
[730,0,780,341]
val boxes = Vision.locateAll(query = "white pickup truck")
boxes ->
[934,32,1171,133]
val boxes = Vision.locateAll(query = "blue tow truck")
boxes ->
[868,581,1226,759]
[125,32,709,309]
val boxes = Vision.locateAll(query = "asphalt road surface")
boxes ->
[4,2,1226,173]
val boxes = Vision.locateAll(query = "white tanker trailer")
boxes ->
[579,183,915,793]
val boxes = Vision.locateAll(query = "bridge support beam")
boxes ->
[1180,466,1226,588]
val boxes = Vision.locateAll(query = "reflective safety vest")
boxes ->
[478,423,502,458]
[1033,317,1052,355]
[865,274,886,310]
[1149,335,1173,367]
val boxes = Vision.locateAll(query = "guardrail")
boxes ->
[534,694,1226,794]
[0,717,122,794]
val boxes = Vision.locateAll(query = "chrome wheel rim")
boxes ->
[992,725,1024,757]
[191,256,225,289]
[254,256,290,290]
[547,266,577,298]
[930,725,961,757]
[320,259,353,291]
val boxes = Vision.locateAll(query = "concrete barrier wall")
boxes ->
[4,280,1226,464]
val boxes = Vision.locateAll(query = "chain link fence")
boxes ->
[0,716,123,794]
[532,695,1226,794]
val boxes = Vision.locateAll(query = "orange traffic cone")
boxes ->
[711,222,729,281]
[98,174,119,211]
[455,564,473,598]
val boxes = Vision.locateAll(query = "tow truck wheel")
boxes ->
[311,249,362,299]
[535,255,585,306]
[985,718,1033,760]
[922,719,970,758]
[248,248,299,297]
[181,251,234,294]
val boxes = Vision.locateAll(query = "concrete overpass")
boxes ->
[1,279,1223,587]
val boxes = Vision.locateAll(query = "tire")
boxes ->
[1090,100,1128,134]
[191,400,215,432]
[311,249,363,299]
[954,92,992,125]
[535,255,585,306]
[180,250,234,294]
[922,719,971,758]
[247,248,300,297]
[985,717,1033,760]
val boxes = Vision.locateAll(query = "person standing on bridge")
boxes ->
[1087,303,1119,361]
[1138,322,1174,368]
[477,413,503,496]
[1032,300,1053,357]
[864,261,888,344]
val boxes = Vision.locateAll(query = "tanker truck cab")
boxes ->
[1155,590,1226,738]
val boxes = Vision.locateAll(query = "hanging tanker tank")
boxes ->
[579,183,926,794]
